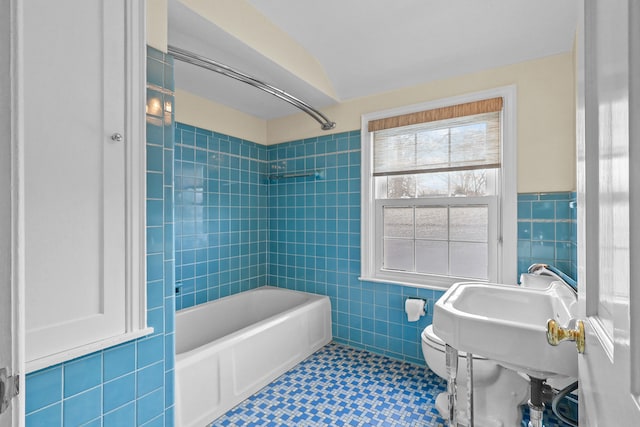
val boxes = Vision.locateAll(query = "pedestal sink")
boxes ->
[432,280,578,379]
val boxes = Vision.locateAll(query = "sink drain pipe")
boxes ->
[528,377,546,427]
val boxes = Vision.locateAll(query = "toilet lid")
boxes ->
[423,325,487,360]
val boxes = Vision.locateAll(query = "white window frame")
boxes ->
[360,86,517,290]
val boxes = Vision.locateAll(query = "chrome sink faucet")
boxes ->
[527,263,577,295]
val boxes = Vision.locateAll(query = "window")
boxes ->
[361,87,517,289]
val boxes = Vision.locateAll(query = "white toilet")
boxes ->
[422,324,530,427]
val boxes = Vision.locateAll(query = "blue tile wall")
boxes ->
[517,192,577,281]
[173,124,268,310]
[264,132,443,365]
[25,46,176,426]
[172,126,579,366]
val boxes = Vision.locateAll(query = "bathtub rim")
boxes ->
[175,285,331,361]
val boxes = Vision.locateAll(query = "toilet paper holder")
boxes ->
[405,297,426,322]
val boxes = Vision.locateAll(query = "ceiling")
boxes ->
[168,0,579,120]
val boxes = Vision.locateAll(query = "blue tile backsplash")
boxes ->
[516,191,577,281]
[25,47,176,427]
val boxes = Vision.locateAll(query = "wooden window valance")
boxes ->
[367,97,503,132]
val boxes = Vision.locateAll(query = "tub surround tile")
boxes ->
[174,126,268,310]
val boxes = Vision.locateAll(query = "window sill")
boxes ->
[26,327,154,373]
[359,275,460,291]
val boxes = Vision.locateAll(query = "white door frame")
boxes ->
[2,0,26,425]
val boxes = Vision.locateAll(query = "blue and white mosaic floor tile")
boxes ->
[211,342,573,427]
[212,343,446,426]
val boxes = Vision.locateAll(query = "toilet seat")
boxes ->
[422,325,487,360]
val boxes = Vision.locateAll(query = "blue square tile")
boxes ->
[146,172,164,199]
[518,221,532,239]
[26,366,62,414]
[147,145,164,172]
[165,370,175,408]
[147,200,164,226]
[147,226,164,255]
[195,133,207,149]
[137,388,164,425]
[517,193,539,201]
[26,403,61,427]
[137,362,164,397]
[181,130,195,146]
[518,240,531,258]
[555,200,572,220]
[531,201,555,219]
[146,90,164,119]
[104,402,135,427]
[147,281,164,309]
[147,253,164,282]
[104,373,135,413]
[517,201,532,219]
[137,335,164,368]
[147,306,164,335]
[104,342,135,381]
[147,46,164,61]
[147,120,164,146]
[81,419,102,427]
[531,241,555,259]
[141,415,165,427]
[63,387,101,426]
[540,192,571,201]
[146,58,164,87]
[556,242,572,261]
[63,353,102,398]
[532,222,555,241]
[164,62,175,91]
[556,221,572,241]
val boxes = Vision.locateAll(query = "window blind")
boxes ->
[373,108,502,177]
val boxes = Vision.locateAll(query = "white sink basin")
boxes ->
[432,281,578,379]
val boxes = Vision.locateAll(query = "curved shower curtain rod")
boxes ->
[168,45,336,131]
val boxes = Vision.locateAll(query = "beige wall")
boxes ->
[148,1,576,192]
[175,90,268,145]
[179,53,576,192]
[147,0,167,53]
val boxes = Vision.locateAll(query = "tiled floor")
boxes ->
[211,342,572,427]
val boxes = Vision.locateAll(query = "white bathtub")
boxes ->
[175,286,332,427]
